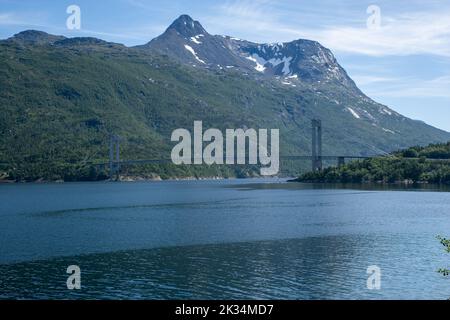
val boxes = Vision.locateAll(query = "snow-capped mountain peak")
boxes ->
[139,15,359,91]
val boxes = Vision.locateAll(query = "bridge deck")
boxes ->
[91,155,376,167]
[91,155,450,168]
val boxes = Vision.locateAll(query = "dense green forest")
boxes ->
[295,142,450,184]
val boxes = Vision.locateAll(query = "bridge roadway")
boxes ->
[92,155,374,168]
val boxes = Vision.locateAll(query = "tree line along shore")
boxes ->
[295,142,450,185]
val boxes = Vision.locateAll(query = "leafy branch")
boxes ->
[437,236,450,276]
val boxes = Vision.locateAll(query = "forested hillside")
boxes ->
[1,22,449,182]
[296,142,450,184]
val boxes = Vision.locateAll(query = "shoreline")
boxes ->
[0,175,271,184]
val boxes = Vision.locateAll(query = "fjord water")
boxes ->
[1,180,450,299]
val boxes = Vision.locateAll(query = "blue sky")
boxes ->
[1,0,449,131]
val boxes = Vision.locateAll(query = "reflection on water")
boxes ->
[233,181,450,192]
[1,235,449,300]
[1,180,450,299]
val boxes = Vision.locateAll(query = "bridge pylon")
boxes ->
[311,119,323,171]
[109,134,121,180]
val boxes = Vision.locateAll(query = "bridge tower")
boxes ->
[311,119,323,171]
[109,134,120,180]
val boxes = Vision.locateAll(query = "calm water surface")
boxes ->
[0,179,450,299]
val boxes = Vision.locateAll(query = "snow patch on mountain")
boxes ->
[380,108,393,116]
[190,34,204,44]
[245,53,294,76]
[382,128,395,134]
[267,56,293,75]
[281,80,297,87]
[184,44,206,64]
[246,54,266,72]
[347,107,361,119]
[361,109,375,120]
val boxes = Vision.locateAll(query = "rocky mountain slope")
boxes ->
[144,15,361,91]
[0,15,449,181]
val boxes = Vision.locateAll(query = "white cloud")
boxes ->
[0,9,163,44]
[207,2,450,58]
[0,12,24,25]
[202,0,283,40]
[310,11,450,57]
[125,0,151,9]
[351,75,400,86]
[0,11,52,29]
[219,0,275,21]
[78,25,166,42]
[364,76,450,99]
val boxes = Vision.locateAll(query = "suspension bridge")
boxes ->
[99,120,382,179]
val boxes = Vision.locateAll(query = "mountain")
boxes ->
[0,15,449,181]
[142,15,358,91]
[6,30,66,45]
[138,15,251,69]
